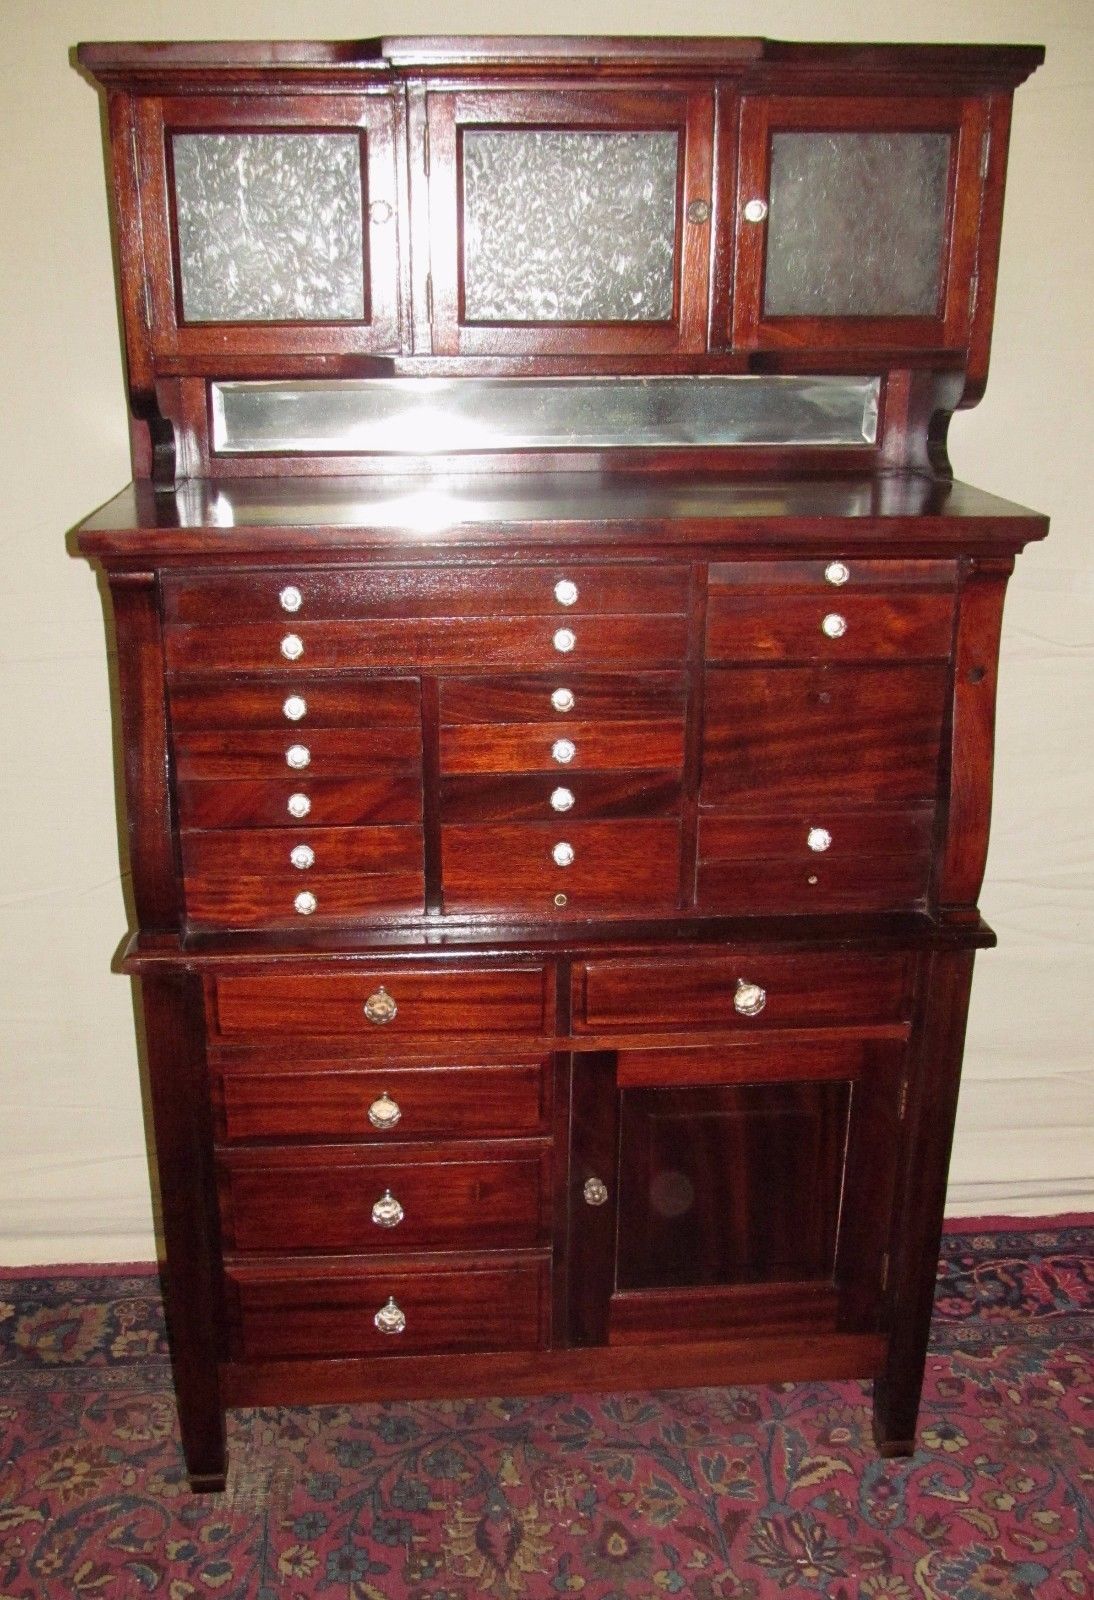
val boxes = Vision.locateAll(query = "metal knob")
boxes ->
[554,578,579,607]
[363,986,397,1025]
[734,978,767,1017]
[367,1092,402,1131]
[290,843,315,870]
[583,1177,609,1207]
[283,694,307,721]
[371,1189,404,1228]
[279,585,302,613]
[821,612,847,640]
[551,687,575,713]
[553,628,576,654]
[374,1296,406,1335]
[294,890,317,916]
[824,561,850,587]
[550,786,575,813]
[807,827,832,853]
[287,792,311,819]
[743,197,769,223]
[280,633,304,661]
[552,841,575,868]
[285,743,311,770]
[552,738,576,765]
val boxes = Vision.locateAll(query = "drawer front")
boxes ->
[186,872,425,927]
[216,1059,552,1143]
[439,673,686,724]
[708,559,957,591]
[574,951,911,1032]
[227,1256,550,1360]
[221,1148,551,1252]
[209,965,551,1041]
[164,563,689,623]
[176,773,423,829]
[441,771,682,822]
[441,821,680,917]
[701,665,947,810]
[440,719,685,775]
[182,825,423,879]
[698,810,936,861]
[696,854,931,913]
[707,592,955,662]
[174,727,420,779]
[167,676,420,730]
[164,615,689,674]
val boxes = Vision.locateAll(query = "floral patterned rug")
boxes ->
[0,1220,1090,1599]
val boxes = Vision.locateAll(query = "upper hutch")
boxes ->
[75,36,1045,1491]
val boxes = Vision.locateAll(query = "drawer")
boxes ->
[215,1059,552,1143]
[185,872,424,927]
[164,563,689,623]
[182,825,422,879]
[441,821,680,916]
[441,771,682,822]
[701,665,947,810]
[440,719,685,775]
[219,1145,552,1253]
[706,592,955,662]
[709,559,957,591]
[209,964,551,1041]
[573,951,911,1032]
[175,773,422,829]
[439,673,686,724]
[615,1036,879,1088]
[698,810,935,861]
[226,1255,550,1360]
[173,727,420,779]
[163,615,689,674]
[167,676,420,730]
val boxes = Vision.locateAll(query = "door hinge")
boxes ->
[979,128,992,180]
[425,272,434,323]
[880,1251,891,1293]
[422,120,430,177]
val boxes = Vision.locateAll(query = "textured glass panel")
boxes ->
[764,132,952,317]
[461,129,678,322]
[172,132,365,322]
[211,376,880,454]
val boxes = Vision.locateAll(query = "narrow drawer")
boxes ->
[709,559,957,591]
[185,872,424,927]
[176,772,422,829]
[215,1059,552,1144]
[167,676,420,730]
[440,719,685,775]
[226,1255,550,1360]
[707,592,955,662]
[164,615,688,674]
[441,771,682,822]
[182,825,423,879]
[696,854,931,914]
[439,673,685,724]
[173,727,420,779]
[209,964,551,1041]
[164,563,689,623]
[219,1145,551,1253]
[441,821,680,917]
[573,951,911,1032]
[698,810,935,861]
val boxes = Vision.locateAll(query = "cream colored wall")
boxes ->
[1,1,1090,1262]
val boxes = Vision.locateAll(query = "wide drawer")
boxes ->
[164,563,689,623]
[167,676,420,729]
[215,1058,552,1143]
[706,592,955,662]
[573,951,911,1032]
[440,719,685,775]
[176,773,422,829]
[208,964,552,1041]
[441,821,680,917]
[441,771,682,822]
[174,727,420,779]
[226,1254,551,1360]
[439,673,685,724]
[219,1145,552,1253]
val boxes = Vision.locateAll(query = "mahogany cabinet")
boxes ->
[75,35,1045,1491]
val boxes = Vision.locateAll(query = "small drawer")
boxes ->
[709,559,957,591]
[173,727,420,779]
[182,825,423,880]
[706,592,955,663]
[441,771,682,822]
[439,673,686,724]
[185,871,425,928]
[695,854,931,914]
[573,951,911,1033]
[219,1145,552,1253]
[698,810,935,862]
[226,1254,551,1360]
[440,719,685,776]
[441,821,680,917]
[176,772,423,829]
[215,1059,552,1143]
[167,676,420,730]
[208,963,552,1041]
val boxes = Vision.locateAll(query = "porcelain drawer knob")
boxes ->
[367,1092,402,1131]
[821,612,847,639]
[734,978,767,1017]
[824,561,850,586]
[283,694,307,721]
[552,738,576,765]
[289,843,315,870]
[554,578,579,607]
[550,786,575,813]
[287,792,311,819]
[807,827,832,853]
[285,743,311,769]
[583,1177,609,1207]
[552,841,575,868]
[743,197,768,223]
[551,687,575,713]
[553,627,576,654]
[293,890,317,916]
[363,986,397,1025]
[280,633,304,660]
[279,585,302,612]
[371,1189,404,1228]
[374,1296,406,1335]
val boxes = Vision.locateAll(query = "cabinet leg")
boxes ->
[871,1373,918,1458]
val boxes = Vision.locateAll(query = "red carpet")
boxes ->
[0,1219,1090,1598]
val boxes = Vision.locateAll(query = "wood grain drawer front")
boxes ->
[174,727,420,779]
[210,965,551,1041]
[442,822,680,916]
[709,560,957,591]
[227,1256,550,1360]
[574,952,910,1032]
[176,773,423,829]
[168,676,420,730]
[702,665,948,810]
[616,1037,876,1089]
[163,615,689,674]
[439,673,686,724]
[440,719,685,775]
[221,1147,551,1252]
[217,1060,552,1144]
[707,592,955,662]
[442,771,682,822]
[164,564,689,623]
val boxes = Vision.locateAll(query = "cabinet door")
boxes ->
[138,94,401,359]
[731,95,987,352]
[425,89,714,355]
